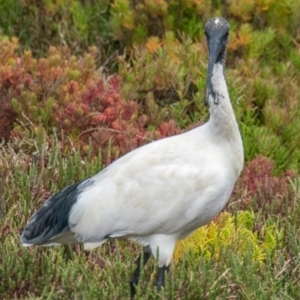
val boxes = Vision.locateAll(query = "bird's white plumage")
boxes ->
[65,59,244,265]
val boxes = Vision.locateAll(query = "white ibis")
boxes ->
[21,17,243,298]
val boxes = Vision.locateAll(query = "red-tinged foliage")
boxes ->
[159,120,178,136]
[0,39,181,165]
[0,99,17,140]
[0,38,30,140]
[230,155,296,215]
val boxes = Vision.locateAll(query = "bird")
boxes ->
[21,17,243,298]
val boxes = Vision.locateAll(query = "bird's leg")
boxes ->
[156,265,170,292]
[130,250,151,299]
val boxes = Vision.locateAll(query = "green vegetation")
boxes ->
[1,0,300,298]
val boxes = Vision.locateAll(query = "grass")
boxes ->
[1,138,300,299]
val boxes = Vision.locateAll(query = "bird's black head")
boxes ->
[204,17,230,105]
[205,17,229,64]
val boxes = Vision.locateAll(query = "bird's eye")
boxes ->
[224,32,229,39]
[204,31,208,38]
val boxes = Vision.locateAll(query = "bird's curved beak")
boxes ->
[204,36,222,106]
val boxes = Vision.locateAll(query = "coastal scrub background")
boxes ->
[1,0,300,298]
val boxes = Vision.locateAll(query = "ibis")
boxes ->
[21,17,243,298]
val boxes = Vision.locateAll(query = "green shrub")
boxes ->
[0,0,115,70]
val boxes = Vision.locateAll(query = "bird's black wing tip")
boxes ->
[21,180,85,246]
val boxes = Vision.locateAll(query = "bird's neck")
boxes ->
[207,63,240,142]
[206,63,244,175]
